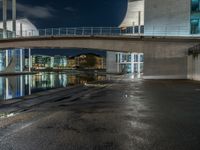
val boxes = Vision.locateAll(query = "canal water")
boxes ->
[0,72,106,101]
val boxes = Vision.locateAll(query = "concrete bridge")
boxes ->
[0,34,200,80]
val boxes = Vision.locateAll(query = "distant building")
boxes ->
[75,54,106,69]
[31,55,67,70]
[0,18,38,73]
[32,55,53,69]
[67,57,76,69]
[120,0,144,34]
[144,0,200,35]
[0,18,38,37]
[29,53,105,70]
[107,52,144,74]
[106,0,144,75]
[54,55,67,69]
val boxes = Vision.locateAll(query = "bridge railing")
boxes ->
[36,27,137,37]
[0,26,199,39]
[0,27,141,39]
[144,26,190,36]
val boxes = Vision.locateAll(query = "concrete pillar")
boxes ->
[144,57,188,79]
[20,49,23,72]
[28,48,31,72]
[138,54,142,74]
[5,50,9,67]
[117,53,120,72]
[12,0,16,37]
[20,76,23,96]
[3,0,7,39]
[5,78,9,99]
[28,75,31,95]
[132,22,135,34]
[20,23,23,37]
[138,11,141,35]
[131,53,135,73]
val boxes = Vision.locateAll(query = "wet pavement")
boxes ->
[1,76,200,150]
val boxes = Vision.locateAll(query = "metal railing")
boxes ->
[144,26,190,36]
[0,27,140,39]
[0,26,199,39]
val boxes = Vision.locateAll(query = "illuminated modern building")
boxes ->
[75,54,106,69]
[107,52,144,74]
[120,0,144,34]
[67,57,76,69]
[31,55,68,70]
[54,55,67,69]
[144,0,200,35]
[0,18,38,73]
[107,0,144,74]
[0,0,38,73]
[31,55,55,69]
[119,0,200,35]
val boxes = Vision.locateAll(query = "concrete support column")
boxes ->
[3,0,7,39]
[20,76,23,96]
[5,78,9,100]
[138,11,141,35]
[5,50,9,67]
[138,54,141,74]
[131,53,135,73]
[12,0,16,37]
[20,23,23,37]
[143,56,188,79]
[20,49,23,72]
[117,53,120,72]
[28,48,31,72]
[120,53,122,63]
[28,75,31,95]
[132,22,135,34]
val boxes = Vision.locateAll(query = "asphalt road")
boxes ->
[1,77,200,150]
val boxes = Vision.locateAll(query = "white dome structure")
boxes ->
[120,0,144,27]
[0,18,39,37]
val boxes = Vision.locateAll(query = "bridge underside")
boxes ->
[0,36,199,80]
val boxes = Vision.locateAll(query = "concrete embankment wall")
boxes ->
[143,42,189,79]
[187,55,200,81]
[106,51,120,74]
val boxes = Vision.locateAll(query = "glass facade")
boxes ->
[115,52,144,74]
[191,0,200,34]
[0,49,24,72]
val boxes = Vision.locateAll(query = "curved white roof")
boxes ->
[0,18,39,36]
[120,0,144,27]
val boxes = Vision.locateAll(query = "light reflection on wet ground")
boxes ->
[0,75,200,150]
[0,72,106,101]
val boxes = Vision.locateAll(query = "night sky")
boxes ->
[2,0,128,56]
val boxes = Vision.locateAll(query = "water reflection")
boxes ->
[0,72,106,101]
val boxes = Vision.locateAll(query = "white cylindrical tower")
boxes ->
[120,0,144,27]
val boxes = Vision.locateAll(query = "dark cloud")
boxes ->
[64,7,77,13]
[17,3,56,19]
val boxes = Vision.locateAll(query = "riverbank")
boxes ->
[1,76,200,149]
[0,72,37,76]
[33,69,106,75]
[0,79,109,114]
